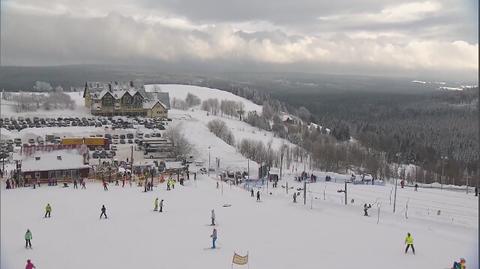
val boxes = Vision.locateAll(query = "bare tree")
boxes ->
[201,98,220,115]
[164,124,193,157]
[207,119,235,145]
[185,93,201,108]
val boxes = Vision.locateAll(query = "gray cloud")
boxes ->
[1,0,478,81]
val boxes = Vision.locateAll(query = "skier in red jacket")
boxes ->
[25,259,36,269]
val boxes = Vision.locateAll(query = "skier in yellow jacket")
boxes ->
[405,233,415,254]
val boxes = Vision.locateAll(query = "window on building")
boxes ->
[102,93,114,107]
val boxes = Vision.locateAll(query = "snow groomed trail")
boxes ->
[1,175,477,269]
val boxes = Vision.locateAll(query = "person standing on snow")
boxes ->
[251,188,254,197]
[159,199,164,212]
[100,205,108,219]
[25,259,36,269]
[73,179,78,189]
[44,203,52,218]
[256,190,261,201]
[25,229,32,249]
[404,232,415,254]
[210,228,218,249]
[211,209,216,226]
[363,204,371,216]
[293,192,297,203]
[103,181,108,191]
[154,198,159,211]
[414,184,418,191]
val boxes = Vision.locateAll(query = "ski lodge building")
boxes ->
[82,81,170,118]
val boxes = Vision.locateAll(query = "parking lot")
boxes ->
[0,116,173,164]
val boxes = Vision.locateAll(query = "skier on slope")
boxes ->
[404,232,415,254]
[100,205,108,219]
[293,192,297,203]
[211,209,216,226]
[251,188,254,197]
[210,228,218,249]
[25,259,36,269]
[25,229,32,249]
[103,181,108,191]
[256,190,261,201]
[159,199,164,212]
[363,204,371,216]
[154,198,159,211]
[44,203,52,218]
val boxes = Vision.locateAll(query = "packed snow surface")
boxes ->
[1,177,478,269]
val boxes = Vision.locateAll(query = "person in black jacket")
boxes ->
[100,205,108,219]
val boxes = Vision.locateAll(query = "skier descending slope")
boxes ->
[100,205,108,219]
[257,191,261,201]
[25,229,32,249]
[405,233,415,254]
[210,228,218,249]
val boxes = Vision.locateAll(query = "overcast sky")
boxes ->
[1,0,478,81]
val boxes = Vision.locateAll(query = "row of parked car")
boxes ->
[0,116,170,131]
[0,130,163,158]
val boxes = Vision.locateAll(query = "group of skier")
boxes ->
[249,188,261,201]
[154,198,164,212]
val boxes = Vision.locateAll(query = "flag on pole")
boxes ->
[232,252,248,265]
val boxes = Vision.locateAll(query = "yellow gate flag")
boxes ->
[232,252,249,265]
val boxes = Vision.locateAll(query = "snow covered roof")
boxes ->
[21,150,89,172]
[143,100,167,109]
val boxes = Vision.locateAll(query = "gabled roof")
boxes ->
[143,100,167,109]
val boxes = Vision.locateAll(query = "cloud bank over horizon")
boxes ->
[1,0,478,81]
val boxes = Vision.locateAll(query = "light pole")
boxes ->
[247,158,250,179]
[393,153,400,213]
[441,156,448,190]
[208,146,211,177]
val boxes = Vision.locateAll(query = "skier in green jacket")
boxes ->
[25,229,32,249]
[44,203,52,218]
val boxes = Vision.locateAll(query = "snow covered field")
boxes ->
[145,84,263,113]
[1,84,478,268]
[1,175,477,269]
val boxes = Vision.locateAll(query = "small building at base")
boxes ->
[21,150,90,183]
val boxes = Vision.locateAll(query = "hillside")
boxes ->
[1,84,478,269]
